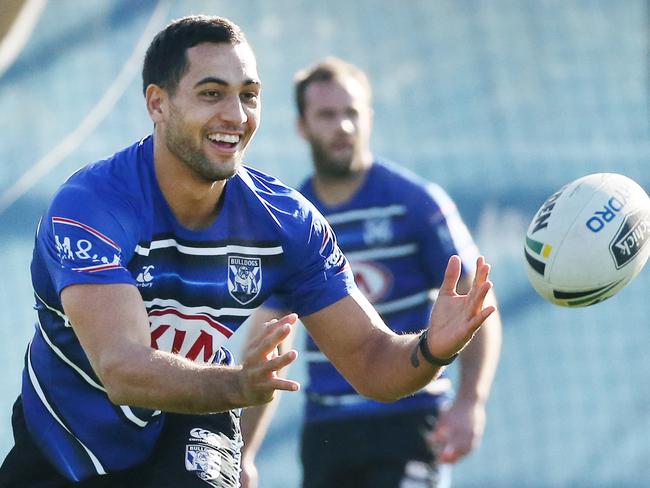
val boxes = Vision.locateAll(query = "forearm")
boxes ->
[307,294,444,402]
[99,342,246,414]
[356,329,445,402]
[63,284,299,415]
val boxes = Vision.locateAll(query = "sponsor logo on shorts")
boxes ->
[186,428,223,482]
[185,444,221,481]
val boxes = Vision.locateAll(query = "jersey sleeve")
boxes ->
[277,203,357,317]
[37,181,139,294]
[418,183,480,284]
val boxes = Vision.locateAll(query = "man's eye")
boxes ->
[317,111,336,120]
[241,92,259,103]
[202,90,221,98]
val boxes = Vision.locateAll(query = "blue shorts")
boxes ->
[0,397,242,488]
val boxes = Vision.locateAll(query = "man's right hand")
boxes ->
[237,314,300,406]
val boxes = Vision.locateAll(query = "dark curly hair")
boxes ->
[142,15,248,96]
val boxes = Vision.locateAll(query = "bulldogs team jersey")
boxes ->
[23,136,355,481]
[297,160,479,423]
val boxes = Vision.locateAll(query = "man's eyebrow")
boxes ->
[194,77,261,88]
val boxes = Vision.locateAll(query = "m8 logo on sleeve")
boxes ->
[51,216,123,272]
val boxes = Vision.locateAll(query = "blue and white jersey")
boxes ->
[297,160,479,423]
[23,136,355,481]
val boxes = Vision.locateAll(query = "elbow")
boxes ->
[96,355,138,406]
[104,382,131,406]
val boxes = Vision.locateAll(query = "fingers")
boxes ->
[265,348,298,372]
[255,314,298,358]
[439,255,462,295]
[430,424,470,464]
[253,348,300,393]
[430,426,458,463]
[466,279,492,317]
[270,376,301,392]
[466,256,493,311]
[437,445,464,464]
[472,256,490,288]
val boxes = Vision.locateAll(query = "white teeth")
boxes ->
[208,133,240,143]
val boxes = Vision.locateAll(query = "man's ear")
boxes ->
[145,84,165,123]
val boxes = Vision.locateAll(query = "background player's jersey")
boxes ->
[298,160,479,423]
[23,136,355,481]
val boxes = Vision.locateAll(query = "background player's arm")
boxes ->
[302,256,495,402]
[240,306,296,488]
[61,283,299,414]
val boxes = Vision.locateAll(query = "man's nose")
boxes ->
[220,95,248,124]
[338,117,354,134]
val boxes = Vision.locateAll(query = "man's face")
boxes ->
[299,78,372,178]
[157,42,261,182]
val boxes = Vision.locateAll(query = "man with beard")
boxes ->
[0,18,495,488]
[241,58,502,488]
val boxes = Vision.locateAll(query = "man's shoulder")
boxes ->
[373,159,431,189]
[59,137,150,200]
[238,165,316,213]
[371,159,450,206]
[46,137,152,228]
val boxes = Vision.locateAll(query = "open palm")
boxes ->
[426,256,495,359]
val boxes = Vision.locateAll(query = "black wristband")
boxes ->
[417,330,459,366]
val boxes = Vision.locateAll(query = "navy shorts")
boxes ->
[0,397,242,488]
[301,410,449,488]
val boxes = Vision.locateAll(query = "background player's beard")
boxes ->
[164,106,240,182]
[310,138,361,180]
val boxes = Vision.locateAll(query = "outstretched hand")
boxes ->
[238,314,300,406]
[426,256,495,360]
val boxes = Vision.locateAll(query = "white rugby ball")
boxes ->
[524,173,650,307]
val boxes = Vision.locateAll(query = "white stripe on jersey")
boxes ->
[326,205,406,225]
[36,316,161,428]
[134,240,283,257]
[118,406,161,428]
[26,341,107,475]
[374,290,437,315]
[35,292,162,428]
[346,243,417,261]
[34,291,71,327]
[308,378,452,406]
[36,319,105,392]
[305,289,438,362]
[143,298,253,321]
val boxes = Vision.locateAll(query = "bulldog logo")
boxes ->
[227,255,262,305]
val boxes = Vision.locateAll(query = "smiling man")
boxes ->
[0,16,495,488]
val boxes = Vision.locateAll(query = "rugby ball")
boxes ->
[524,173,650,307]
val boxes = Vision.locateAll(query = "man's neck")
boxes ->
[312,165,371,207]
[153,138,226,230]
